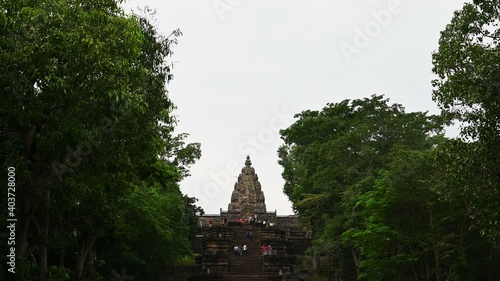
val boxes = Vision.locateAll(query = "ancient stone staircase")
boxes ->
[226,227,265,281]
[189,224,309,281]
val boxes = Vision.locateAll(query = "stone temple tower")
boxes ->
[227,156,267,215]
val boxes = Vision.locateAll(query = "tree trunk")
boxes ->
[412,265,419,281]
[312,255,319,273]
[17,207,31,259]
[328,254,331,281]
[429,208,441,281]
[434,246,441,281]
[38,189,50,281]
[17,180,34,259]
[73,238,96,281]
[351,247,361,279]
[74,242,87,281]
[20,124,36,258]
[59,247,65,267]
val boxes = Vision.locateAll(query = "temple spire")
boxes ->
[228,156,267,214]
[245,155,252,167]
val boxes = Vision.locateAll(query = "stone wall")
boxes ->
[275,215,300,228]
[198,214,301,229]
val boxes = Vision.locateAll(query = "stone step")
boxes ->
[229,255,263,274]
[225,274,266,281]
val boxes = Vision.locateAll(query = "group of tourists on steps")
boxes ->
[233,244,248,256]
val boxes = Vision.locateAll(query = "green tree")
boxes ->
[432,0,500,240]
[344,146,478,281]
[184,195,205,239]
[278,95,447,280]
[279,94,500,280]
[0,1,200,280]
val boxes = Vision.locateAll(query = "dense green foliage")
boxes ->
[432,0,500,241]
[0,0,201,280]
[278,2,500,280]
[279,95,500,280]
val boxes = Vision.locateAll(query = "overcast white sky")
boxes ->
[122,0,467,215]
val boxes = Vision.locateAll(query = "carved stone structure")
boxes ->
[188,156,310,281]
[227,156,267,214]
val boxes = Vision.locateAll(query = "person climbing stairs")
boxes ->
[226,226,265,281]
